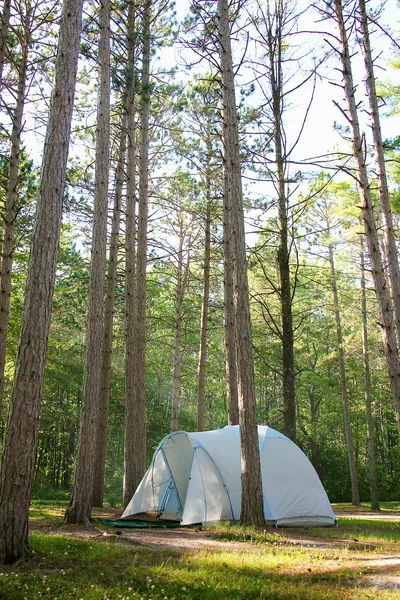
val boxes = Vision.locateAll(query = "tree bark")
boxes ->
[360,237,380,511]
[267,1,296,441]
[326,220,360,506]
[218,0,264,526]
[0,0,84,564]
[170,241,184,432]
[92,116,126,507]
[197,159,211,432]
[223,158,239,426]
[0,0,11,90]
[358,0,400,350]
[123,0,151,506]
[170,214,191,432]
[0,23,29,415]
[65,0,111,524]
[333,0,400,438]
[123,0,138,509]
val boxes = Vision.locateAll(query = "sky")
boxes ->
[171,0,400,173]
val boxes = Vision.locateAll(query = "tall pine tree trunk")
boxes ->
[170,240,184,432]
[326,222,360,505]
[360,238,380,511]
[0,0,84,564]
[92,117,126,507]
[218,0,264,526]
[123,0,138,509]
[65,0,111,524]
[0,28,29,415]
[123,0,151,505]
[197,158,211,432]
[358,0,400,349]
[223,165,239,426]
[170,219,191,433]
[269,10,296,441]
[333,0,400,438]
[0,0,11,90]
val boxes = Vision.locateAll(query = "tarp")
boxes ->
[97,518,181,528]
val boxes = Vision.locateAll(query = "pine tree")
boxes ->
[218,0,264,526]
[0,0,84,563]
[65,0,111,524]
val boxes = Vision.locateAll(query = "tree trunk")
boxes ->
[218,0,264,526]
[123,0,151,506]
[123,0,138,509]
[268,6,296,441]
[0,0,11,90]
[223,159,239,426]
[333,0,400,438]
[358,0,400,350]
[65,0,110,524]
[326,226,360,506]
[197,163,211,432]
[360,237,380,511]
[170,218,190,433]
[92,116,126,507]
[170,243,184,433]
[0,0,84,564]
[0,31,29,415]
[308,387,322,480]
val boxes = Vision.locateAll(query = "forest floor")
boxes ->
[26,503,400,597]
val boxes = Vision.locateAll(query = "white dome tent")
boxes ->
[122,425,336,527]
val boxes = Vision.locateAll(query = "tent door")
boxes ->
[159,479,174,512]
[159,478,182,520]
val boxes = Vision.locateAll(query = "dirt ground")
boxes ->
[30,505,400,553]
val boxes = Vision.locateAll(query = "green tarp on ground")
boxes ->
[97,518,181,528]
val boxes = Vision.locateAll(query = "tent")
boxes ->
[122,425,336,527]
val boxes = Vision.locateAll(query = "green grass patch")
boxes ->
[312,517,400,548]
[0,527,399,599]
[1,507,400,599]
[211,518,400,553]
[332,502,400,513]
[29,505,66,523]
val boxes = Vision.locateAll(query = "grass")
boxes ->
[213,518,400,550]
[332,502,400,513]
[0,505,399,599]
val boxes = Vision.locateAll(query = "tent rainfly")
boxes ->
[122,425,336,527]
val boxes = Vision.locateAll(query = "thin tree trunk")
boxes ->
[0,0,84,564]
[170,223,191,433]
[197,163,211,432]
[0,0,11,90]
[0,30,29,415]
[170,240,184,432]
[218,0,264,526]
[123,0,138,509]
[92,117,126,507]
[65,0,110,524]
[123,0,151,505]
[268,3,296,441]
[223,163,239,426]
[333,0,400,438]
[358,0,400,349]
[326,226,360,505]
[308,383,322,480]
[360,237,380,511]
